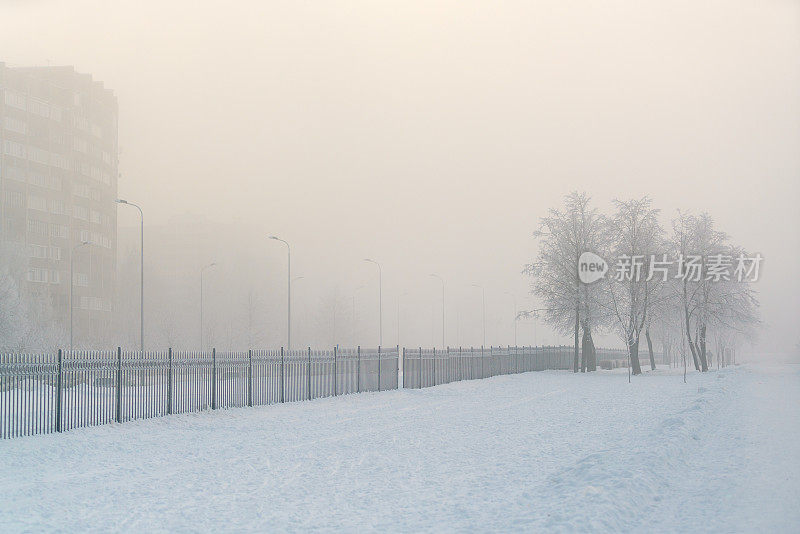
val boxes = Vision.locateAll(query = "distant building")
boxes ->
[0,63,118,341]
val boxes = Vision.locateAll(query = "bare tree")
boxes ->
[524,192,606,372]
[602,197,664,376]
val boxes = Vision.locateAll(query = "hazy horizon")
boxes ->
[2,0,798,353]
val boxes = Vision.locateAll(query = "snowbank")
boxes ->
[1,365,798,532]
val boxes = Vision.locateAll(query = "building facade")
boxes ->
[0,63,118,344]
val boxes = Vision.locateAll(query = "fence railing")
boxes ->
[0,346,399,439]
[1,344,663,439]
[401,345,666,388]
[402,345,573,389]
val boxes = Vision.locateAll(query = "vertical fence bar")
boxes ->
[357,346,361,393]
[432,347,436,387]
[307,347,312,401]
[116,347,122,423]
[280,347,285,403]
[248,349,253,407]
[418,347,422,389]
[397,345,408,389]
[334,346,338,396]
[167,348,173,415]
[211,348,217,410]
[55,349,63,433]
[377,346,381,392]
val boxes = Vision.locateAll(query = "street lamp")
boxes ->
[363,259,382,347]
[471,284,485,347]
[429,274,445,348]
[504,291,517,347]
[200,262,217,350]
[116,198,144,352]
[269,236,291,349]
[69,241,90,351]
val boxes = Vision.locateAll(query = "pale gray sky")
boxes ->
[2,0,798,351]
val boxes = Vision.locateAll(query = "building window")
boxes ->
[28,146,49,166]
[27,219,49,236]
[4,90,26,111]
[3,116,27,134]
[74,205,89,221]
[27,268,48,283]
[28,194,48,212]
[49,199,65,215]
[74,272,89,287]
[50,224,68,239]
[3,140,26,158]
[5,165,26,182]
[3,190,25,208]
[28,98,50,119]
[74,137,88,153]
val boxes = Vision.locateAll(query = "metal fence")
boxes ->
[0,346,399,439]
[1,344,663,439]
[402,345,574,389]
[401,345,666,388]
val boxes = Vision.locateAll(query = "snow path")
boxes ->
[1,365,798,532]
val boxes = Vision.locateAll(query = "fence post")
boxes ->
[357,346,361,393]
[115,347,122,423]
[401,347,405,389]
[377,346,381,392]
[55,349,63,432]
[418,347,422,389]
[211,347,217,410]
[167,348,173,415]
[432,347,436,387]
[280,347,285,403]
[396,345,400,390]
[446,346,450,384]
[334,346,338,396]
[307,347,312,401]
[248,349,253,407]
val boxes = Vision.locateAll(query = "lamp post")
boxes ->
[504,291,517,346]
[116,198,144,352]
[472,284,485,347]
[200,262,217,350]
[269,236,291,350]
[429,274,445,348]
[363,259,382,347]
[69,241,90,351]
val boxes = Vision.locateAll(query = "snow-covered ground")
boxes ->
[1,364,798,532]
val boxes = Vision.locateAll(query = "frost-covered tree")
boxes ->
[602,197,664,375]
[524,192,606,372]
[667,213,759,372]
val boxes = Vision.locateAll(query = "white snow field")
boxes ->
[1,364,798,533]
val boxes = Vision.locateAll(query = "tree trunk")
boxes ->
[587,330,597,371]
[573,309,580,373]
[645,327,656,371]
[629,335,642,375]
[684,303,701,371]
[698,323,709,372]
[580,327,590,372]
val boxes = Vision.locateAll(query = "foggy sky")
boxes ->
[2,0,798,351]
